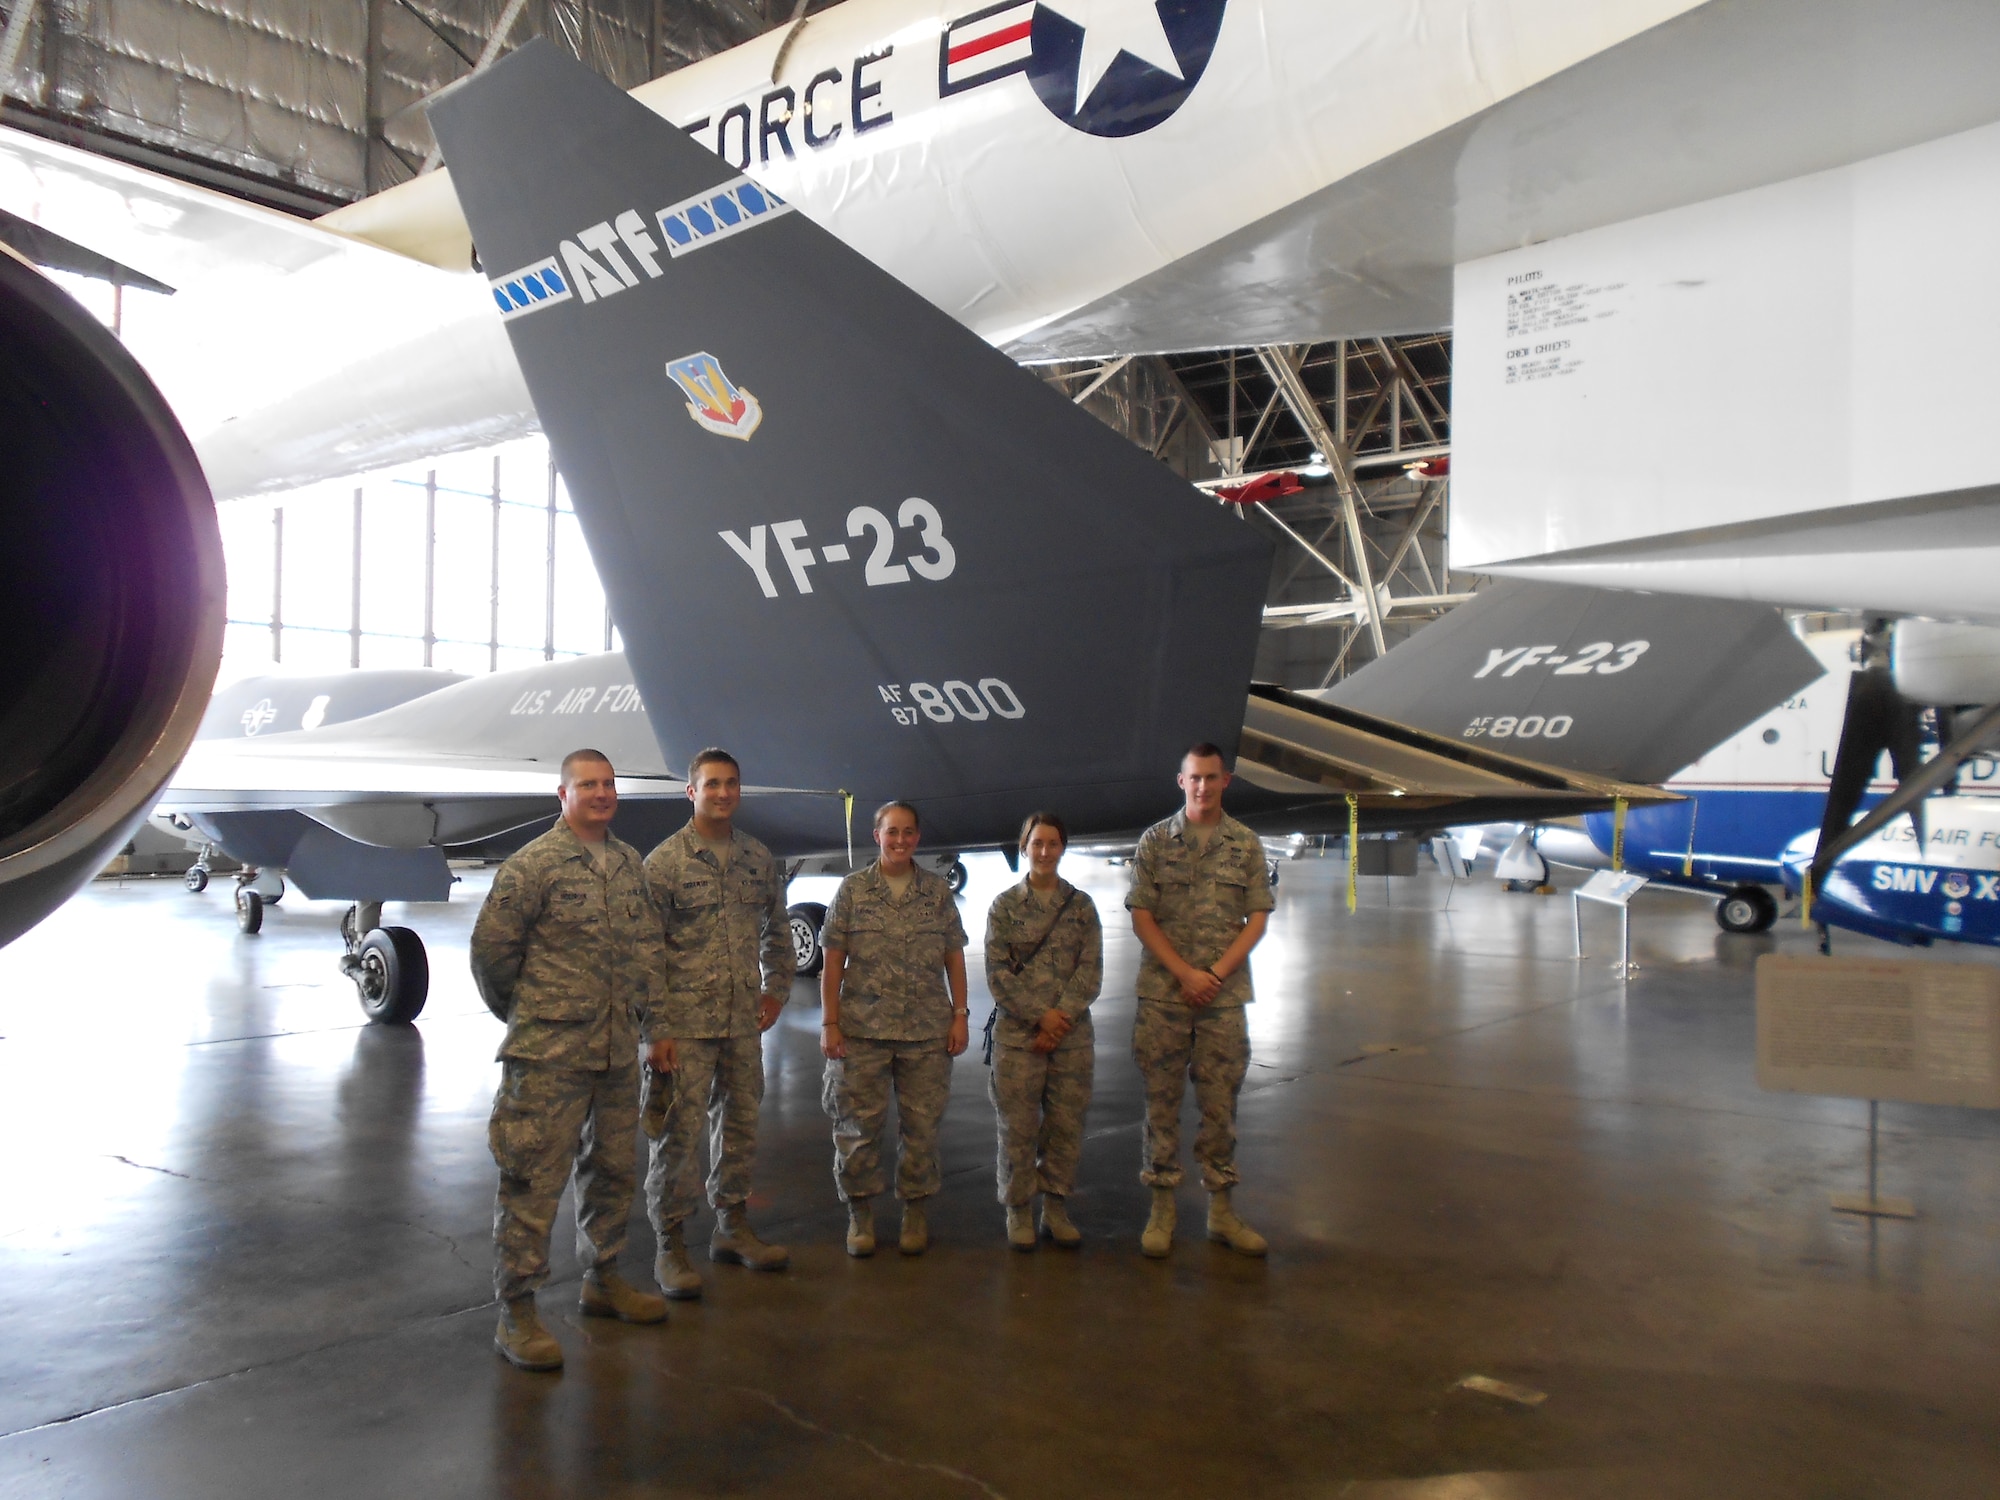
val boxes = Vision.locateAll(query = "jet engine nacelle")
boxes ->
[1890,620,2000,708]
[0,248,224,948]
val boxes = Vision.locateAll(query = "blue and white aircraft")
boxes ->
[1539,630,2000,943]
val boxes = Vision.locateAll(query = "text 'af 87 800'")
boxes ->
[878,679,1024,727]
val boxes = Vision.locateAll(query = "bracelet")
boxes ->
[821,1019,840,1027]
[1206,967,1225,982]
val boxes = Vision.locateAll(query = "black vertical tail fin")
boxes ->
[430,43,1268,845]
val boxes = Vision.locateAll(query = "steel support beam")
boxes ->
[1258,346,1387,658]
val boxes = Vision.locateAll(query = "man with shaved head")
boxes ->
[471,748,670,1372]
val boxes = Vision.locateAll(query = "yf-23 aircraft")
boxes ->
[151,47,1819,1027]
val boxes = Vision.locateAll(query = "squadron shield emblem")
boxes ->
[667,352,763,441]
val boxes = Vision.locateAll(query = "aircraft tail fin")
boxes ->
[1321,579,1824,784]
[430,43,1270,846]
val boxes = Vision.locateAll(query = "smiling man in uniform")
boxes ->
[471,748,669,1372]
[1126,742,1273,1260]
[641,748,795,1298]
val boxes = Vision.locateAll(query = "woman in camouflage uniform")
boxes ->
[983,812,1102,1249]
[819,801,970,1256]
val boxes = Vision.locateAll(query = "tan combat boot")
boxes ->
[711,1206,790,1270]
[1005,1203,1037,1251]
[1040,1195,1082,1248]
[1140,1187,1176,1258]
[899,1199,929,1255]
[655,1225,704,1299]
[845,1198,877,1258]
[1206,1189,1269,1257]
[580,1266,669,1323]
[494,1296,563,1371]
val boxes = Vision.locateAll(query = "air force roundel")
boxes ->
[1028,0,1228,138]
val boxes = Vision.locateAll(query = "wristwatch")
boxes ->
[953,1006,970,1016]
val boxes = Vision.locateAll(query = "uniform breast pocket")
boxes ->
[674,877,720,913]
[906,914,951,970]
[728,867,767,907]
[548,888,601,929]
[841,920,885,961]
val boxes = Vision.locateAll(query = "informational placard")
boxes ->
[1756,954,2000,1108]
[1577,869,1647,904]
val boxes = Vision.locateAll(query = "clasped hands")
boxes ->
[1176,962,1224,1007]
[1029,1008,1074,1053]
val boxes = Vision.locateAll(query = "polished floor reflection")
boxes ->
[0,852,1995,1498]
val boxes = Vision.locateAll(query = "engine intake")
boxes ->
[0,247,223,946]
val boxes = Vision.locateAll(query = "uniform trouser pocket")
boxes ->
[490,1060,640,1299]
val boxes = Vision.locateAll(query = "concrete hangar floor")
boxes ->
[0,854,1994,1498]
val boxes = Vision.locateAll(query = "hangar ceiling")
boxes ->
[0,0,833,210]
[1045,338,1459,687]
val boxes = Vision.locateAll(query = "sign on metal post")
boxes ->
[1756,954,2000,1219]
[1756,955,2000,1109]
[1572,869,1647,976]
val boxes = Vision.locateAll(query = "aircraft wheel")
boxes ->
[1266,858,1281,888]
[184,866,209,893]
[788,903,827,978]
[354,927,429,1025]
[236,888,263,934]
[945,859,968,895]
[1716,884,1777,934]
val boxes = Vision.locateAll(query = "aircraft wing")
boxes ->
[0,124,366,293]
[158,732,684,853]
[1232,685,1675,838]
[0,123,514,447]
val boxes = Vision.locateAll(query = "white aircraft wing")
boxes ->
[0,122,517,451]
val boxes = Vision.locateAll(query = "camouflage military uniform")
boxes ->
[640,823,794,1234]
[820,863,967,1202]
[1125,811,1274,1192]
[983,878,1102,1204]
[471,819,665,1301]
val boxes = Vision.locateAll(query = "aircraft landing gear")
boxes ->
[340,902,430,1024]
[788,902,827,978]
[184,847,213,893]
[1716,883,1778,934]
[944,859,968,895]
[232,867,286,933]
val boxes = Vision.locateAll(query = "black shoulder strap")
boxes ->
[1006,887,1078,976]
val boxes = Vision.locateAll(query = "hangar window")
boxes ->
[214,436,616,684]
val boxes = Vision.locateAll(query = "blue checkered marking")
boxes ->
[488,255,574,322]
[655,176,793,259]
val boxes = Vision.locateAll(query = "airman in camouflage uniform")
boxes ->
[471,749,670,1372]
[1126,744,1275,1260]
[820,801,969,1256]
[984,811,1102,1250]
[642,749,796,1296]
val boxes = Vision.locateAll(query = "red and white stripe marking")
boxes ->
[944,1,1037,90]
